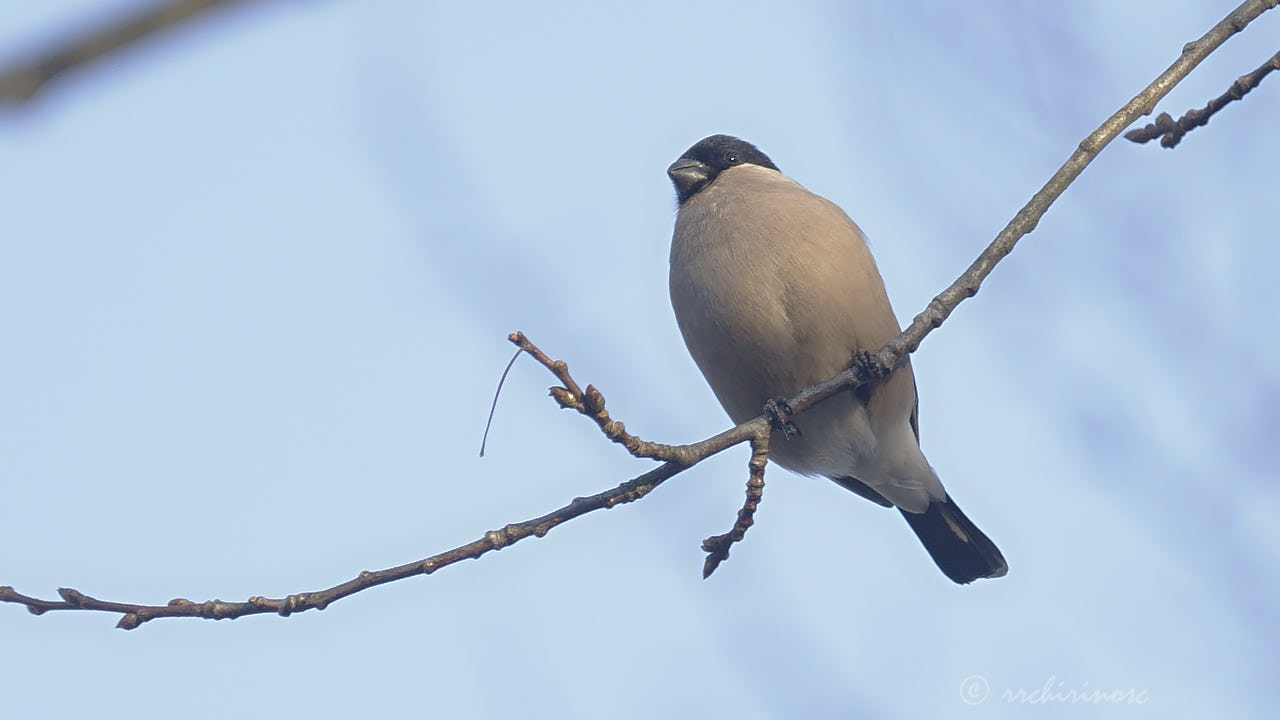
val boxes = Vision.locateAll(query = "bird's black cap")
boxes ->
[667,134,779,204]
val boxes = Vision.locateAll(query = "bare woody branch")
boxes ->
[0,0,265,106]
[1125,48,1280,148]
[2,0,1276,629]
[1,438,681,630]
[701,436,770,579]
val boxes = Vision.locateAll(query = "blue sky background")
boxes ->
[2,1,1277,717]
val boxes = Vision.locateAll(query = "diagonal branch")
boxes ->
[3,0,1275,629]
[1,460,682,630]
[855,0,1278,381]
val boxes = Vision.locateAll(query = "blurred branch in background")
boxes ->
[1125,48,1280,148]
[0,0,1276,628]
[0,0,267,106]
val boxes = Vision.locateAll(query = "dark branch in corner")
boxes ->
[2,0,1276,628]
[1125,48,1280,148]
[0,0,265,106]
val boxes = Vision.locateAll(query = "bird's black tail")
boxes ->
[899,496,1007,584]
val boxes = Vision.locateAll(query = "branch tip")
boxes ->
[583,385,606,413]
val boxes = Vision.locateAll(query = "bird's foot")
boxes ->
[763,397,800,439]
[851,349,889,383]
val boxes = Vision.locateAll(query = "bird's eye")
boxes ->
[724,151,740,164]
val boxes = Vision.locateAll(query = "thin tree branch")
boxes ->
[1,457,681,630]
[1,334,769,629]
[2,0,1275,628]
[1125,48,1280,148]
[701,436,770,579]
[0,0,265,106]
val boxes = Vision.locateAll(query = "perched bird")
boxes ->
[666,134,1007,584]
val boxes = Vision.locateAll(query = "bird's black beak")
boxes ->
[667,158,711,203]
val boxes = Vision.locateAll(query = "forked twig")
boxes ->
[1125,49,1280,148]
